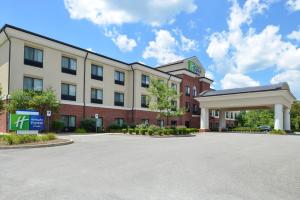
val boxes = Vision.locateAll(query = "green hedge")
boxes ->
[269,129,287,135]
[52,120,65,132]
[0,133,56,145]
[122,127,198,136]
[229,127,261,132]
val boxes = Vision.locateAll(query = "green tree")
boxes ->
[236,109,273,128]
[148,79,185,126]
[291,101,300,131]
[0,84,4,112]
[7,89,60,117]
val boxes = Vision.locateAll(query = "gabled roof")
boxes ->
[199,82,295,99]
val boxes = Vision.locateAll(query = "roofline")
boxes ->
[166,68,213,82]
[156,56,197,69]
[0,24,180,79]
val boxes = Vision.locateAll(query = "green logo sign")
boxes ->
[188,60,202,75]
[10,114,30,130]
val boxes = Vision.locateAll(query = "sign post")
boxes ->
[46,110,52,132]
[95,114,99,133]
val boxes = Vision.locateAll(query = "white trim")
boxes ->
[192,115,200,117]
[85,103,132,110]
[60,101,84,106]
[199,77,213,84]
[169,70,199,78]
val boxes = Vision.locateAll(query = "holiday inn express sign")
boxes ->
[9,110,44,131]
[187,60,204,76]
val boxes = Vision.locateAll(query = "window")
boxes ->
[192,104,199,115]
[91,64,103,81]
[215,111,219,117]
[61,115,76,131]
[24,46,43,68]
[192,86,197,97]
[185,86,190,96]
[23,77,43,91]
[231,112,234,119]
[209,110,213,116]
[61,56,77,75]
[185,102,190,112]
[141,95,149,108]
[115,118,124,126]
[91,88,103,104]
[226,112,229,118]
[141,74,150,88]
[115,71,125,85]
[171,120,177,127]
[171,83,177,92]
[185,121,190,128]
[171,100,177,111]
[157,120,164,127]
[114,92,124,106]
[61,83,76,101]
[141,119,149,125]
[158,79,164,84]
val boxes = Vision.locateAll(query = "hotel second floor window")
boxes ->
[24,46,43,68]
[215,110,219,117]
[61,83,76,101]
[185,86,190,96]
[141,95,150,108]
[192,86,197,97]
[226,112,229,118]
[171,100,177,111]
[91,64,103,81]
[115,118,124,126]
[141,74,150,88]
[115,71,125,85]
[231,112,234,119]
[61,115,76,131]
[185,102,191,112]
[23,76,43,91]
[91,88,103,104]
[61,56,77,75]
[192,104,199,115]
[114,92,124,106]
[171,83,177,92]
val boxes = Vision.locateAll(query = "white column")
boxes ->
[219,110,226,132]
[274,104,283,130]
[284,108,291,131]
[200,107,209,130]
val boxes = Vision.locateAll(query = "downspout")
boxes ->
[130,65,135,124]
[3,28,11,133]
[83,52,89,118]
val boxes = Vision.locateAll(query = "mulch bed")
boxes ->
[0,138,73,149]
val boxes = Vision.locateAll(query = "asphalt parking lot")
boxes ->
[0,133,300,200]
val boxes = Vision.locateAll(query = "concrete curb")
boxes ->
[0,139,74,150]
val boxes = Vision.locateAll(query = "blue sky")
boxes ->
[1,0,300,98]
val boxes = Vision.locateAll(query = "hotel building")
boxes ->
[0,24,237,132]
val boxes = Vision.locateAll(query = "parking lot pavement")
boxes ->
[0,133,300,200]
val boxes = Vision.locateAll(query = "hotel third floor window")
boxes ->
[91,64,103,81]
[91,88,103,104]
[192,104,199,115]
[23,76,43,91]
[141,74,150,88]
[231,112,234,119]
[61,83,76,101]
[115,71,125,85]
[185,102,190,112]
[24,46,43,68]
[141,95,150,108]
[115,118,124,126]
[114,92,124,106]
[171,100,177,111]
[61,115,76,131]
[185,86,190,96]
[215,110,219,117]
[192,86,197,97]
[226,112,229,118]
[61,56,77,75]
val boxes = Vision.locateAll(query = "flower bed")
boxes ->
[0,133,56,145]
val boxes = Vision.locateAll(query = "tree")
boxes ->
[0,84,4,112]
[236,109,273,128]
[7,89,60,117]
[148,79,185,126]
[291,101,300,130]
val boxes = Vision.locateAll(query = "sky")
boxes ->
[1,0,300,98]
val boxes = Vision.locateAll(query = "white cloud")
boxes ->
[205,70,215,80]
[271,70,300,98]
[287,0,300,12]
[220,73,260,89]
[287,28,300,41]
[142,30,183,65]
[104,29,137,52]
[180,34,198,52]
[64,0,197,26]
[86,48,94,52]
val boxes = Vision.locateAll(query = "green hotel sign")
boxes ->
[188,60,203,75]
[10,114,30,130]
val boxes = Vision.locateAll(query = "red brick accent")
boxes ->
[0,100,8,133]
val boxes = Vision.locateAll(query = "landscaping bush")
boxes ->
[269,129,287,135]
[52,120,65,132]
[80,118,97,132]
[1,134,56,145]
[148,129,154,136]
[140,128,147,135]
[108,122,128,131]
[75,128,86,134]
[230,127,261,132]
[158,129,164,136]
[122,128,127,134]
[135,128,140,135]
[128,128,134,134]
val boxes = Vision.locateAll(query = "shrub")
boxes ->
[148,129,154,136]
[52,120,65,133]
[75,128,86,134]
[128,128,134,134]
[2,134,56,145]
[135,128,140,135]
[141,128,147,135]
[122,128,127,134]
[158,129,164,136]
[269,129,287,135]
[108,122,128,131]
[80,118,97,132]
